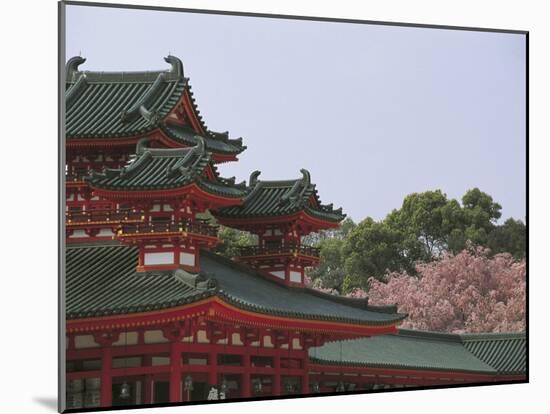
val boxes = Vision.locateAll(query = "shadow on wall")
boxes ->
[33,396,58,412]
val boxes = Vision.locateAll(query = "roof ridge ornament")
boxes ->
[300,168,311,188]
[164,55,184,77]
[280,170,310,206]
[296,168,312,202]
[66,56,86,82]
[120,72,167,123]
[65,73,88,105]
[166,136,207,178]
[249,170,261,188]
[136,138,150,156]
[139,105,161,126]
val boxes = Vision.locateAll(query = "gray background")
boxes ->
[66,5,526,222]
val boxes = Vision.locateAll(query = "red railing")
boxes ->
[66,168,91,182]
[121,219,218,238]
[237,244,320,257]
[66,208,144,223]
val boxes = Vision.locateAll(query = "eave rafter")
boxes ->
[66,296,400,337]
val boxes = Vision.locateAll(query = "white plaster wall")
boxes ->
[179,252,195,266]
[292,338,302,350]
[144,252,174,265]
[70,230,87,238]
[289,271,302,283]
[232,333,243,346]
[112,332,138,346]
[74,335,99,349]
[196,330,209,343]
[144,330,168,344]
[270,270,285,280]
[263,336,274,348]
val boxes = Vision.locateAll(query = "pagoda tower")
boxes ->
[65,55,246,244]
[85,138,246,272]
[212,169,345,286]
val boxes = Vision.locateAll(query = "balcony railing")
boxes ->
[237,244,320,258]
[121,219,218,238]
[66,168,90,182]
[66,208,144,223]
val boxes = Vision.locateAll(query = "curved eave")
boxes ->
[308,359,499,376]
[88,182,244,206]
[67,125,158,140]
[160,124,246,157]
[66,135,153,149]
[213,209,343,229]
[67,295,403,335]
[213,293,406,330]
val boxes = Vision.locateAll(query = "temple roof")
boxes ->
[66,56,185,138]
[309,329,526,375]
[460,332,526,374]
[85,138,246,197]
[162,123,245,156]
[66,243,405,325]
[214,170,346,223]
[65,56,246,156]
[66,243,214,319]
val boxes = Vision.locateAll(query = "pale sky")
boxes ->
[65,4,526,223]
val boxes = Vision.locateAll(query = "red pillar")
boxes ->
[143,355,153,404]
[302,351,309,394]
[209,349,218,386]
[169,342,182,402]
[100,347,112,407]
[242,352,251,398]
[273,354,281,396]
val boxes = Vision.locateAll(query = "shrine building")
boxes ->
[64,56,526,410]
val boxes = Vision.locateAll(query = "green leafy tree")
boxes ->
[447,188,502,253]
[385,190,463,260]
[307,238,346,291]
[302,217,356,246]
[216,226,257,258]
[488,218,526,259]
[342,217,410,291]
[304,218,356,292]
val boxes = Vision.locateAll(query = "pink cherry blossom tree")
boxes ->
[366,247,526,333]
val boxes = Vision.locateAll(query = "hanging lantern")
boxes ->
[336,381,346,392]
[285,381,294,394]
[311,382,320,393]
[252,378,262,394]
[184,375,194,392]
[119,382,131,400]
[220,378,228,393]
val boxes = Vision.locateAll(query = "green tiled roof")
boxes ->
[66,243,215,319]
[162,123,246,155]
[66,56,185,138]
[85,138,246,197]
[460,333,526,374]
[214,170,346,223]
[310,329,526,375]
[66,243,405,326]
[65,56,246,156]
[200,251,405,325]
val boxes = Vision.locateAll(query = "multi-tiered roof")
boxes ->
[87,138,246,200]
[214,169,345,227]
[66,55,245,162]
[65,55,404,334]
[64,57,525,410]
